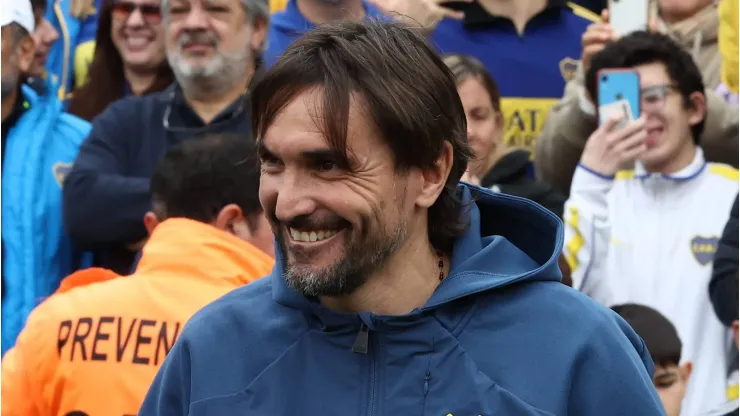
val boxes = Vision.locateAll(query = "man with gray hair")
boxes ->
[62,0,269,275]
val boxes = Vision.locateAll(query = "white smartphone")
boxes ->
[609,0,649,37]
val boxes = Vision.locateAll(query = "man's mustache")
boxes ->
[177,32,218,48]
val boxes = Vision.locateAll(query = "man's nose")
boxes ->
[181,5,209,30]
[43,19,60,43]
[273,172,318,223]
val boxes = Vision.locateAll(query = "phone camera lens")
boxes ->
[616,93,623,100]
[601,76,608,82]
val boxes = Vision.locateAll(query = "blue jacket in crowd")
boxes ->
[140,184,665,415]
[1,83,90,356]
[45,0,101,101]
[264,0,386,68]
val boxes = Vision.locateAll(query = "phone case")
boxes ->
[597,69,641,126]
[609,0,649,36]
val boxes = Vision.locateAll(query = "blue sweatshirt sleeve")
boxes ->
[62,99,151,247]
[139,331,192,415]
[710,194,739,327]
[568,312,666,415]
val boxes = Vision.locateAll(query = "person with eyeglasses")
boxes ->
[536,4,739,198]
[62,0,269,275]
[67,0,173,122]
[563,31,739,416]
[614,304,740,416]
[611,304,694,416]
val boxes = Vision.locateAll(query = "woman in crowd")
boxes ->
[67,0,171,121]
[443,53,571,285]
[443,53,566,219]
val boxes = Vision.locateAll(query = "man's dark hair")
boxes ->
[30,0,47,14]
[612,303,682,367]
[7,23,30,45]
[251,19,473,252]
[442,53,502,113]
[586,31,706,143]
[150,133,262,223]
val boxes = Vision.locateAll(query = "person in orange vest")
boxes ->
[1,133,275,416]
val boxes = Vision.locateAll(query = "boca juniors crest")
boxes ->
[53,162,73,187]
[559,57,579,82]
[690,236,720,266]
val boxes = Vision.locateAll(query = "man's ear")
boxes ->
[679,361,693,382]
[686,91,706,128]
[250,15,268,57]
[143,211,160,236]
[215,204,250,239]
[415,141,454,209]
[16,35,35,74]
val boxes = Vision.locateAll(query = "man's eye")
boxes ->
[319,160,336,171]
[653,375,677,389]
[260,156,282,167]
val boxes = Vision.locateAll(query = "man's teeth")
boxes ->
[289,228,338,242]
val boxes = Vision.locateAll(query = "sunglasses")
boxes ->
[112,1,162,24]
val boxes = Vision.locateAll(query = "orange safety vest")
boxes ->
[1,218,274,416]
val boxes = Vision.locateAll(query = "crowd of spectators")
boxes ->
[0,0,738,415]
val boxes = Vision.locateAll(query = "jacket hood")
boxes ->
[661,3,718,53]
[136,218,274,286]
[271,183,563,317]
[480,149,533,187]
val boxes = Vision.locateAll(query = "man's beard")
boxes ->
[166,30,252,100]
[276,213,407,298]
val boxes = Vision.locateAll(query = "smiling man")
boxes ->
[564,31,739,416]
[63,0,268,275]
[140,20,665,415]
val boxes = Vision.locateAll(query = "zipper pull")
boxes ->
[352,323,369,354]
[424,371,431,396]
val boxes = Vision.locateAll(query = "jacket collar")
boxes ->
[135,218,274,286]
[462,0,567,28]
[270,183,562,329]
[632,147,706,181]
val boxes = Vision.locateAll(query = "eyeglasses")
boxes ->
[112,1,162,25]
[641,84,678,111]
[162,90,247,134]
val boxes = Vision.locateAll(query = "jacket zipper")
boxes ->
[352,323,377,416]
[369,341,377,416]
[422,370,431,416]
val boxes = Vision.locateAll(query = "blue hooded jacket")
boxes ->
[139,185,665,415]
[1,83,90,356]
[264,0,386,68]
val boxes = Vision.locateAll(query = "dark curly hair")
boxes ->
[586,31,705,144]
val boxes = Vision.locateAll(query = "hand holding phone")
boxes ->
[581,115,648,177]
